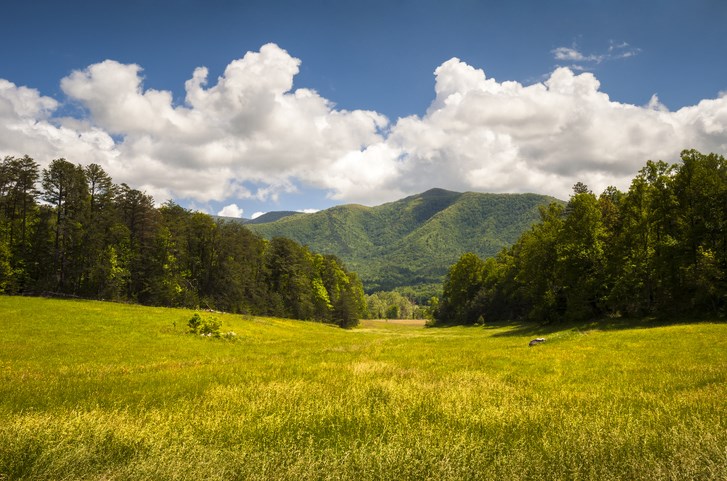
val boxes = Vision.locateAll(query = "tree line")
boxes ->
[0,156,365,327]
[365,290,430,320]
[435,150,727,325]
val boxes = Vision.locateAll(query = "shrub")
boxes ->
[187,312,222,337]
[187,313,202,332]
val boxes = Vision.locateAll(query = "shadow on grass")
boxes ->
[426,315,725,337]
[484,314,726,338]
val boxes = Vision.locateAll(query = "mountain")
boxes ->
[244,188,563,298]
[213,211,302,224]
[244,211,302,224]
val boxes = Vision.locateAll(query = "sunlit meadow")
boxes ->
[1,296,725,480]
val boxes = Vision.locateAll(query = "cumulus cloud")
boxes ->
[0,79,118,172]
[58,43,387,203]
[353,60,709,199]
[217,203,244,218]
[0,43,726,208]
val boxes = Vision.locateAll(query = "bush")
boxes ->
[187,312,222,337]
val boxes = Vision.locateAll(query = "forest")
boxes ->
[0,156,365,327]
[435,150,727,325]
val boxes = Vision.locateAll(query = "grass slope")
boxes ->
[247,188,561,295]
[2,296,726,480]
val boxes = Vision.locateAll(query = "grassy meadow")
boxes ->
[1,296,726,480]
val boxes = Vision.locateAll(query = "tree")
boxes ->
[333,285,360,328]
[437,252,487,325]
[82,164,120,297]
[365,290,419,320]
[115,184,159,302]
[324,257,365,327]
[672,150,727,312]
[556,187,606,320]
[607,160,677,315]
[210,221,267,313]
[512,203,565,322]
[264,237,316,319]
[42,158,89,292]
[0,155,40,291]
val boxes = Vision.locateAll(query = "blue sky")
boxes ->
[2,0,726,217]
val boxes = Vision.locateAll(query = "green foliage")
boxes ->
[366,290,426,319]
[187,312,222,337]
[247,188,560,299]
[436,150,727,325]
[437,253,487,325]
[0,154,365,327]
[0,155,41,292]
[187,312,202,331]
[0,233,13,293]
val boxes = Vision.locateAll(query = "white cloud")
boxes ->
[57,43,387,204]
[0,43,726,208]
[0,79,57,118]
[0,79,119,176]
[552,47,593,63]
[296,208,319,214]
[646,94,668,112]
[608,41,641,59]
[552,41,640,70]
[217,203,244,218]
[350,60,725,200]
[251,211,265,220]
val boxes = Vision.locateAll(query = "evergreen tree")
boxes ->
[115,184,159,302]
[42,158,89,292]
[0,155,40,291]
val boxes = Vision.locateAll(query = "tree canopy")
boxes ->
[434,150,727,325]
[0,155,365,327]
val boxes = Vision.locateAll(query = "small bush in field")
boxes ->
[187,312,222,337]
[187,313,202,332]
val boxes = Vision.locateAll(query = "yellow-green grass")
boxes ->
[1,296,725,480]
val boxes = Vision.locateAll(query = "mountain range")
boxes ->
[228,188,562,299]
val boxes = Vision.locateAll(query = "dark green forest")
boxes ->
[435,150,727,325]
[0,156,365,327]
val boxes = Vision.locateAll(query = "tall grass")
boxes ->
[1,296,725,480]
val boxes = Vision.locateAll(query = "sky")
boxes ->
[1,0,726,218]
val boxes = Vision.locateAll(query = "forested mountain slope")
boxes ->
[245,188,562,296]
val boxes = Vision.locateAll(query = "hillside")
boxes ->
[244,211,302,224]
[245,188,562,296]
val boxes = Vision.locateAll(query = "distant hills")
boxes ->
[227,188,562,299]
[244,211,302,224]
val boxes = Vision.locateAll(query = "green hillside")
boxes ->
[247,188,562,295]
[244,211,302,224]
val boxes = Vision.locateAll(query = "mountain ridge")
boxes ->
[237,188,563,298]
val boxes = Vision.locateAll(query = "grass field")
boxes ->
[1,296,726,480]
